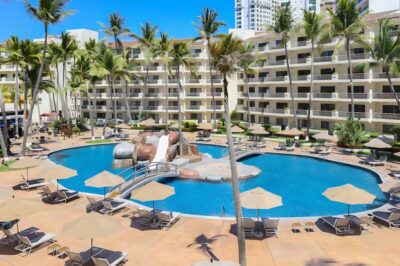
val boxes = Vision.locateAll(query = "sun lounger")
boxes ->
[243,218,256,237]
[309,146,323,154]
[262,218,279,237]
[371,211,400,228]
[54,190,79,204]
[368,155,387,166]
[274,143,286,151]
[99,200,128,215]
[138,209,152,225]
[14,232,56,254]
[390,169,400,179]
[157,211,180,229]
[92,249,128,266]
[321,216,351,235]
[19,178,48,191]
[284,143,295,151]
[320,147,332,156]
[67,247,104,265]
[86,196,103,212]
[359,154,376,164]
[0,227,38,247]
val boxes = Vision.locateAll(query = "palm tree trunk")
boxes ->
[223,76,246,266]
[386,71,400,109]
[112,79,118,129]
[86,80,95,140]
[123,79,132,122]
[245,73,251,126]
[177,66,183,156]
[164,64,169,127]
[23,69,29,132]
[285,42,297,128]
[14,64,20,138]
[139,66,150,120]
[21,24,49,156]
[306,42,315,136]
[207,41,217,128]
[0,89,10,159]
[102,76,113,136]
[346,38,355,120]
[63,60,71,120]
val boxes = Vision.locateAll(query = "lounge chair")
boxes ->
[14,231,56,255]
[371,211,400,228]
[274,143,286,151]
[66,247,104,265]
[309,146,323,154]
[368,155,387,166]
[19,177,48,191]
[284,143,295,151]
[0,227,38,247]
[243,218,256,237]
[320,147,332,156]
[321,216,351,235]
[359,154,376,164]
[157,211,180,229]
[390,169,400,179]
[99,200,128,215]
[262,218,279,237]
[92,249,128,266]
[54,190,79,204]
[86,196,103,212]
[138,209,152,225]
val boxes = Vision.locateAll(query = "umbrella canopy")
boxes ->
[9,157,41,170]
[197,122,213,131]
[240,187,282,210]
[379,180,400,193]
[248,124,264,131]
[62,212,123,240]
[313,131,338,143]
[250,127,270,135]
[0,198,42,221]
[231,125,245,133]
[395,152,400,157]
[115,123,132,130]
[130,181,175,202]
[278,128,304,137]
[323,184,376,205]
[41,165,77,181]
[364,138,392,149]
[192,261,241,266]
[85,171,125,188]
[138,118,157,127]
[0,187,13,201]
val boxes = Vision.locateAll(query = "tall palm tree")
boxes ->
[47,42,63,114]
[210,33,247,266]
[303,10,326,136]
[3,36,22,138]
[122,50,141,123]
[131,22,158,120]
[21,0,74,156]
[99,12,131,51]
[328,0,366,120]
[358,18,400,109]
[194,8,226,128]
[90,46,129,136]
[272,3,297,128]
[169,42,197,156]
[238,43,262,126]
[0,86,9,160]
[152,32,172,126]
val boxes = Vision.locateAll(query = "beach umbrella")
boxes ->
[395,152,400,157]
[250,127,270,135]
[197,122,213,131]
[323,184,376,216]
[85,171,125,199]
[130,181,175,211]
[8,157,41,180]
[277,128,304,137]
[231,125,245,134]
[0,187,13,202]
[115,123,132,130]
[0,198,42,221]
[248,124,263,131]
[364,138,392,149]
[241,187,282,220]
[313,131,338,143]
[379,180,400,194]
[192,260,241,266]
[138,118,157,127]
[41,165,77,190]
[62,212,123,255]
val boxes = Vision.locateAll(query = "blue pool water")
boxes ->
[49,144,388,218]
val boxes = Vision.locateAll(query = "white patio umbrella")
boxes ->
[197,122,213,131]
[241,187,282,220]
[0,198,42,231]
[0,187,13,202]
[364,138,392,149]
[379,180,400,194]
[313,131,338,143]
[231,125,245,134]
[41,165,77,190]
[278,128,304,137]
[130,181,175,211]
[139,118,157,128]
[8,157,41,180]
[85,171,125,199]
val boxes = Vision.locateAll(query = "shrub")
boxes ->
[72,126,80,134]
[335,117,366,147]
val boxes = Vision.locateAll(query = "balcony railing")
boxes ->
[374,113,400,120]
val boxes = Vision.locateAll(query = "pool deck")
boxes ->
[1,130,400,265]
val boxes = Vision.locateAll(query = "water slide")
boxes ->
[151,134,170,165]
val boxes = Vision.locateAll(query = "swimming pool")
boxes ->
[49,143,388,218]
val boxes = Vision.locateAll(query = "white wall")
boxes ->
[369,0,400,13]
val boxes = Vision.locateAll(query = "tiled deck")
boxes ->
[0,130,399,265]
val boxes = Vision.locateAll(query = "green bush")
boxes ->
[367,132,381,139]
[335,117,366,147]
[72,126,80,134]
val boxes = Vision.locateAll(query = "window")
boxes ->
[321,104,335,111]
[321,121,330,130]
[298,103,309,110]
[276,87,287,93]
[321,86,335,93]
[383,124,394,134]
[348,104,365,113]
[383,85,400,93]
[298,87,310,93]
[347,86,364,93]
[383,105,400,113]
[276,102,288,109]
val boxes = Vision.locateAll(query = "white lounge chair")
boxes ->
[92,249,128,266]
[14,232,56,254]
[54,190,79,203]
[157,211,180,229]
[67,247,104,265]
[284,143,296,151]
[138,209,152,225]
[368,155,387,166]
[359,154,376,164]
[19,178,48,191]
[372,211,400,228]
[243,218,256,237]
[0,227,38,247]
[262,218,279,237]
[320,147,332,156]
[322,216,351,235]
[99,200,128,215]
[274,143,286,151]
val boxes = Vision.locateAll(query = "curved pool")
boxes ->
[49,143,388,218]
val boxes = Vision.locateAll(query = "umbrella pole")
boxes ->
[56,179,59,191]
[26,168,28,181]
[257,209,260,233]
[348,204,350,217]
[91,238,93,255]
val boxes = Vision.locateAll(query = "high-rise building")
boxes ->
[336,0,400,14]
[281,0,321,20]
[235,0,282,31]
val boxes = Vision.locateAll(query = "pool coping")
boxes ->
[47,142,396,221]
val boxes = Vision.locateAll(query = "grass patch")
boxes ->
[85,139,113,144]
[0,160,16,172]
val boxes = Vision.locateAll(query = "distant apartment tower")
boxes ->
[281,0,321,20]
[336,0,400,14]
[235,0,281,31]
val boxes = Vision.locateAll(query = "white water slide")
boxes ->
[151,135,170,165]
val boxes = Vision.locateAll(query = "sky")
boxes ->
[0,0,234,42]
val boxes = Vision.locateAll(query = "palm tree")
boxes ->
[194,8,226,128]
[90,46,129,136]
[47,42,63,114]
[238,43,262,126]
[328,0,366,120]
[131,22,158,120]
[357,18,400,109]
[122,50,141,123]
[302,10,326,136]
[272,3,297,128]
[21,0,74,156]
[99,12,131,51]
[169,42,197,156]
[152,32,172,126]
[3,36,23,138]
[0,86,9,160]
[210,33,247,266]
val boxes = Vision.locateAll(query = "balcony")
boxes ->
[313,110,334,117]
[143,106,160,111]
[373,93,400,99]
[186,106,202,110]
[296,40,309,47]
[373,113,400,120]
[186,92,201,97]
[146,80,160,85]
[143,93,161,97]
